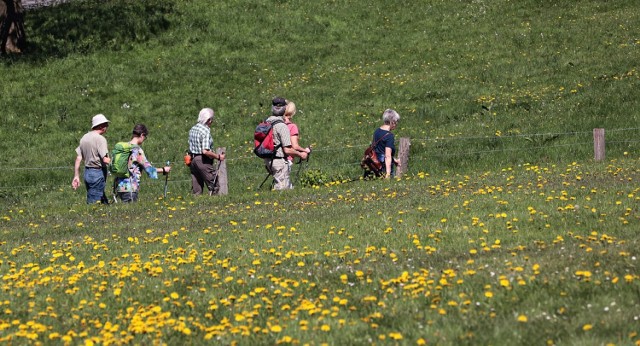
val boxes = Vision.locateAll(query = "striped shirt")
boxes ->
[188,123,213,154]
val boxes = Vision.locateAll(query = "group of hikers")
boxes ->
[72,97,400,204]
[71,115,172,204]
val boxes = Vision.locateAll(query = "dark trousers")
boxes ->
[189,155,219,195]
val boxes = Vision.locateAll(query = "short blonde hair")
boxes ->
[285,101,297,117]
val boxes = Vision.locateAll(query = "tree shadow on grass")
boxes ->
[4,0,175,64]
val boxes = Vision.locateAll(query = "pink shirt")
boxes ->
[286,122,299,161]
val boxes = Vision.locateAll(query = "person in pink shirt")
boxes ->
[284,101,311,188]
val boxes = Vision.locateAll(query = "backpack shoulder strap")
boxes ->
[268,119,284,151]
[371,131,390,147]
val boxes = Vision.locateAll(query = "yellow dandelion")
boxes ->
[270,325,282,333]
[389,332,403,340]
[517,315,528,322]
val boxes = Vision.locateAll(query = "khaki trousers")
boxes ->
[264,158,290,190]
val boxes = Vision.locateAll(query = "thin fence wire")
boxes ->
[1,128,639,191]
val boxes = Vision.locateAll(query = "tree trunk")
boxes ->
[0,0,26,55]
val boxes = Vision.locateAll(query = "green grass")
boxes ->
[1,0,640,202]
[1,0,639,344]
[1,160,639,344]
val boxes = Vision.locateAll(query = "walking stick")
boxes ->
[258,157,275,190]
[100,153,111,204]
[208,160,218,196]
[163,161,170,198]
[258,172,272,190]
[294,147,312,183]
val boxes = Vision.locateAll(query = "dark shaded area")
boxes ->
[0,0,27,54]
[16,0,174,59]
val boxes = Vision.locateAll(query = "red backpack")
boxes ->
[254,119,284,158]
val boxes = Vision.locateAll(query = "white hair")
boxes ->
[198,108,215,124]
[382,109,400,124]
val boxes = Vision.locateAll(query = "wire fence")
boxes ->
[1,127,639,193]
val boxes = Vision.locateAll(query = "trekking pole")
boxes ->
[163,160,170,198]
[100,153,111,205]
[258,172,272,190]
[209,159,221,196]
[294,147,312,183]
[258,156,275,190]
[112,180,118,204]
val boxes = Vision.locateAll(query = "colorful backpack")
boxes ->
[253,119,283,158]
[109,142,138,178]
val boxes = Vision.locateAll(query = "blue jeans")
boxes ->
[84,168,106,204]
[377,153,395,177]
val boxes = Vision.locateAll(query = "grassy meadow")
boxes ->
[1,0,640,344]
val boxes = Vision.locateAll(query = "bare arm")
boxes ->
[290,135,309,154]
[385,147,393,178]
[203,149,225,161]
[72,155,82,190]
[156,166,172,174]
[284,146,308,160]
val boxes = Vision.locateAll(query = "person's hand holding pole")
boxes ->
[163,161,171,198]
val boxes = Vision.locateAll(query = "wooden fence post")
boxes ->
[593,128,605,161]
[216,147,228,195]
[397,137,410,177]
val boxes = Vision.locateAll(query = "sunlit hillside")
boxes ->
[0,1,639,344]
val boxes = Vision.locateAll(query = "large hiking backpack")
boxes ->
[110,142,138,178]
[253,119,283,158]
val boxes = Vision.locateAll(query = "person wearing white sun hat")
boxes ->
[72,114,111,204]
